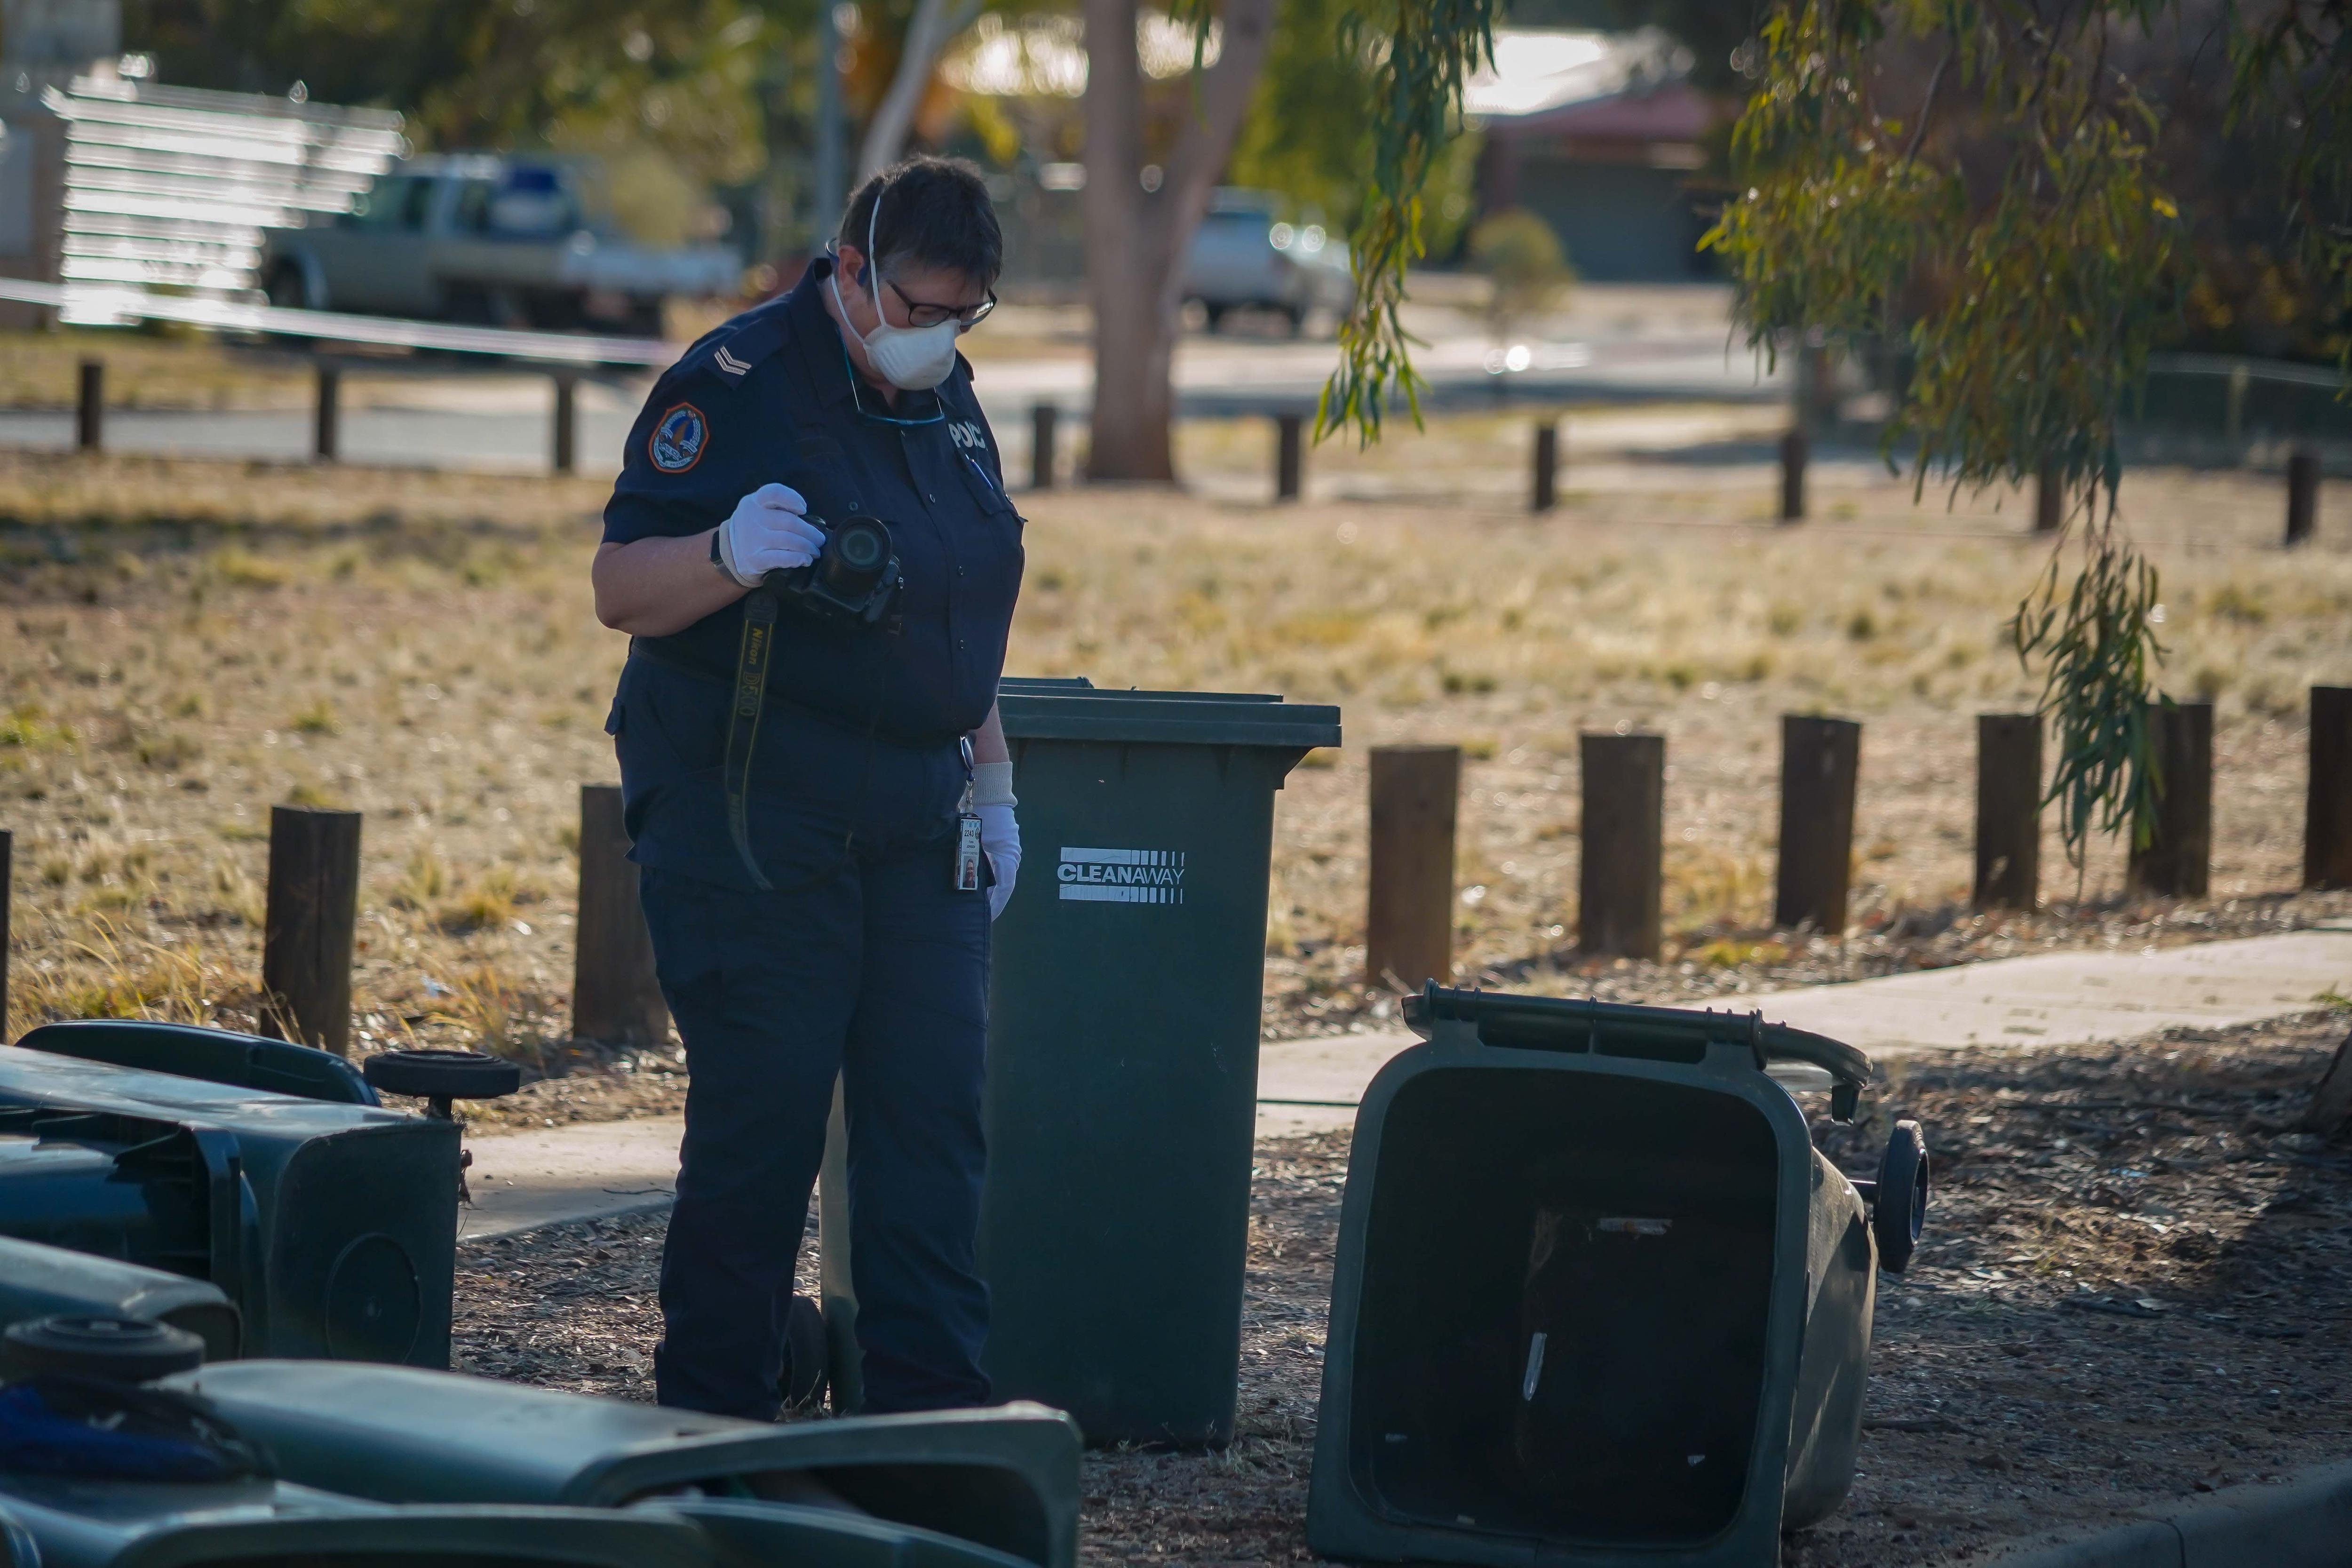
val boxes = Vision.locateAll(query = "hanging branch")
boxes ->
[1316,0,1502,444]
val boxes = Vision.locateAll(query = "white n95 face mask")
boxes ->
[831,189,963,392]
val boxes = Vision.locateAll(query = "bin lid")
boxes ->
[999,677,1340,749]
[0,1046,420,1137]
[1404,985,1873,1091]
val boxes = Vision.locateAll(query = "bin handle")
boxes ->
[1404,984,1872,1099]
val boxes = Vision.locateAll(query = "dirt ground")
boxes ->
[451,1009,2352,1565]
[4,442,2348,1092]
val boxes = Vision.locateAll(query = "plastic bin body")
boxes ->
[636,1498,1038,1568]
[164,1360,1083,1568]
[984,681,1340,1446]
[1306,992,1876,1567]
[818,681,1339,1446]
[0,1235,239,1361]
[0,1479,713,1568]
[0,1048,459,1366]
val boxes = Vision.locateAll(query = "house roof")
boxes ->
[1463,28,1708,142]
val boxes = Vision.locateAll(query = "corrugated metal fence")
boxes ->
[43,75,404,314]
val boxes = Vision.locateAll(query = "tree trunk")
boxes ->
[856,0,981,183]
[1083,0,1274,482]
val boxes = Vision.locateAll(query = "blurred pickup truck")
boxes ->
[1181,188,1353,335]
[262,155,741,334]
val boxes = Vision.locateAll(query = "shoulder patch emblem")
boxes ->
[650,403,708,473]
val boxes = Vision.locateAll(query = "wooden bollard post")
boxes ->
[1775,716,1860,933]
[76,359,102,453]
[572,783,668,1045]
[2034,462,2063,533]
[259,805,362,1054]
[2306,686,2352,890]
[2128,701,2213,897]
[1367,745,1459,991]
[1778,430,1807,522]
[1973,713,2042,910]
[2286,447,2320,547]
[551,371,579,475]
[313,362,341,462]
[1275,412,1303,502]
[1030,402,1057,490]
[0,827,11,1044]
[1578,732,1662,958]
[1532,421,1558,513]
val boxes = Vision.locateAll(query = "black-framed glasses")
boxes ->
[888,279,996,331]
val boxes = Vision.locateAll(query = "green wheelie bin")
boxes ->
[0,1045,462,1366]
[0,1236,240,1362]
[161,1360,1082,1568]
[824,678,1341,1446]
[1305,986,1930,1567]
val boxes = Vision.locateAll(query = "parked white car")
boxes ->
[262,155,741,335]
[1181,190,1353,334]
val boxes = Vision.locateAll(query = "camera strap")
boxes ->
[723,585,889,895]
[724,587,782,890]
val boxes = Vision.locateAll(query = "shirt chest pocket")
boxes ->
[950,442,1024,534]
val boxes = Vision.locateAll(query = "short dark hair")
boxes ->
[838,157,1002,286]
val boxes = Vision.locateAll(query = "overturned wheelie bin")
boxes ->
[0,1235,240,1362]
[1307,986,1928,1567]
[162,1360,1083,1568]
[0,1043,457,1366]
[0,1327,716,1568]
[0,1312,1029,1568]
[0,1022,524,1367]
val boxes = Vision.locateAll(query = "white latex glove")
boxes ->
[979,804,1020,920]
[972,761,1019,920]
[716,483,825,586]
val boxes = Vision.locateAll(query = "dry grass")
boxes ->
[1,436,2348,1061]
[0,327,319,412]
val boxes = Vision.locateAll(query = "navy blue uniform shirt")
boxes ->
[602,258,1024,887]
[604,256,1024,736]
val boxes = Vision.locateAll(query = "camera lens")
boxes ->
[834,518,888,574]
[818,515,890,597]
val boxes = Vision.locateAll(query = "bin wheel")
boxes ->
[1872,1119,1931,1274]
[1,1315,207,1384]
[363,1049,523,1105]
[780,1293,828,1413]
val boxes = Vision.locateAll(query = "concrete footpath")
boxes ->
[1256,923,2352,1133]
[457,922,2352,1240]
[1986,1456,2352,1568]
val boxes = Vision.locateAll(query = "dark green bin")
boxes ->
[0,1235,240,1361]
[0,1486,715,1568]
[163,1361,1082,1568]
[0,1046,460,1365]
[1307,987,1926,1566]
[830,678,1340,1447]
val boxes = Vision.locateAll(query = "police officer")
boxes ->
[591,157,1023,1420]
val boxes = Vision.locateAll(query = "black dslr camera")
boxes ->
[765,513,901,628]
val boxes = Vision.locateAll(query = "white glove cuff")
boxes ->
[714,519,763,588]
[971,762,1016,809]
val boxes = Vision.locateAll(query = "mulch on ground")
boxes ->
[451,1010,2352,1565]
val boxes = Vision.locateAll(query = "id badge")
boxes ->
[954,813,985,892]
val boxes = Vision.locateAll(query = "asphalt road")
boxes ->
[0,330,1786,478]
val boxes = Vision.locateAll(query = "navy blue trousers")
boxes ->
[637,814,992,1420]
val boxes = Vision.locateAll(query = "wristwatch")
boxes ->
[708,526,733,580]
